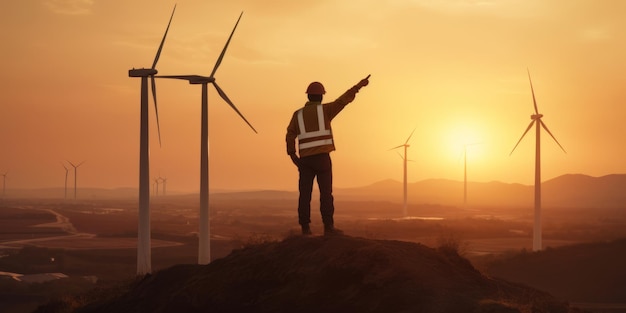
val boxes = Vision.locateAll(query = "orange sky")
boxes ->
[1,0,625,193]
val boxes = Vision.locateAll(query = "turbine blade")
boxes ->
[156,75,198,81]
[152,4,177,69]
[405,128,416,145]
[539,120,566,153]
[151,76,163,147]
[210,11,243,78]
[510,120,535,155]
[212,81,258,133]
[396,151,405,160]
[389,144,405,151]
[527,68,539,115]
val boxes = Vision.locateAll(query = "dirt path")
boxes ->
[31,208,80,234]
[0,207,94,248]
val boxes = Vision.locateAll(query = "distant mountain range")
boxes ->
[3,174,625,209]
[337,173,626,209]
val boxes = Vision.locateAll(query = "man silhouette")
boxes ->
[286,75,370,235]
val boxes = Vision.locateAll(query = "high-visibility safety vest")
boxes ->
[286,86,360,157]
[296,104,335,156]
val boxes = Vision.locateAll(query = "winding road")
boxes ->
[0,207,181,250]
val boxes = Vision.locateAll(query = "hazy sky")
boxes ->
[1,0,625,192]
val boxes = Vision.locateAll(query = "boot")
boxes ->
[301,224,312,236]
[324,225,344,236]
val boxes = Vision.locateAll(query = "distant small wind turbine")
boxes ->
[128,5,176,275]
[510,69,566,251]
[160,177,167,196]
[157,12,257,265]
[152,177,160,196]
[1,171,7,200]
[390,128,416,217]
[62,164,69,200]
[462,142,481,207]
[68,161,84,200]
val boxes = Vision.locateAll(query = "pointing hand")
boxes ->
[358,74,370,88]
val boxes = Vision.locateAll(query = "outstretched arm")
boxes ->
[327,74,371,118]
[346,74,370,97]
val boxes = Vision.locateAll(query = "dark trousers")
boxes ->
[298,153,334,227]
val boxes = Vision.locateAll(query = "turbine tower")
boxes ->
[68,161,84,200]
[510,69,566,251]
[390,128,415,217]
[158,12,257,264]
[128,5,176,275]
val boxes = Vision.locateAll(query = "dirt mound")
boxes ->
[73,235,579,313]
[485,238,626,303]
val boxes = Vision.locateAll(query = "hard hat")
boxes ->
[306,82,326,95]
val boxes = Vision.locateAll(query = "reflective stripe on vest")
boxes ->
[297,104,333,149]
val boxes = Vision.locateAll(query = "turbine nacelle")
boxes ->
[189,77,216,84]
[129,68,158,77]
[531,114,543,120]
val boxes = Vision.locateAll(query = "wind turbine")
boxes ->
[510,69,566,251]
[128,5,176,275]
[157,12,257,265]
[462,142,481,207]
[1,172,7,200]
[390,128,415,217]
[152,177,160,196]
[160,177,167,196]
[68,161,84,200]
[62,164,69,200]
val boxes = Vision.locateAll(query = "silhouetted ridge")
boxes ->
[75,236,578,313]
